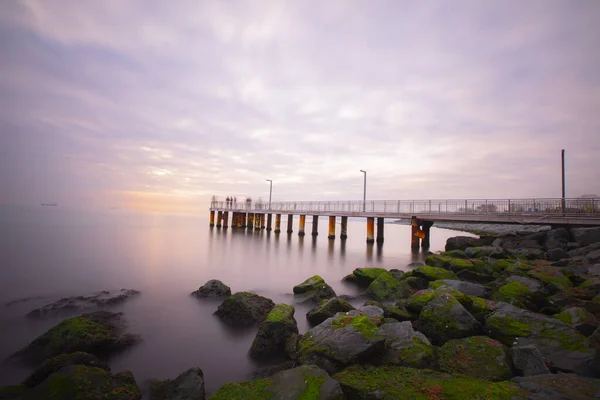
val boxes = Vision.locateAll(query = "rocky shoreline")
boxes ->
[2,226,600,399]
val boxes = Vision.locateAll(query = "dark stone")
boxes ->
[457,269,496,283]
[23,352,109,388]
[382,305,412,322]
[26,289,140,318]
[356,305,384,319]
[388,269,404,281]
[376,322,435,368]
[586,249,600,266]
[509,345,551,376]
[250,304,299,361]
[351,268,387,287]
[546,248,570,262]
[544,228,570,251]
[508,248,546,260]
[465,246,509,259]
[431,280,487,297]
[307,298,355,326]
[293,276,336,303]
[191,280,231,298]
[366,271,414,301]
[149,368,205,400]
[215,292,275,326]
[445,236,478,251]
[403,276,429,290]
[512,373,600,400]
[571,227,600,247]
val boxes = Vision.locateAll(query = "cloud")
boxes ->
[1,0,599,213]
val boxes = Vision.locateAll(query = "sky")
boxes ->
[1,0,599,214]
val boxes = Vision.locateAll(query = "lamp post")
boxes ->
[360,170,366,212]
[266,179,272,210]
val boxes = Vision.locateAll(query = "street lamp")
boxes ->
[360,170,366,212]
[266,179,273,210]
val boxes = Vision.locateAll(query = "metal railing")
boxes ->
[210,197,599,218]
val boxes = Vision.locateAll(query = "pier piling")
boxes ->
[287,215,294,234]
[299,215,306,236]
[366,217,375,244]
[216,211,223,228]
[312,216,319,236]
[376,217,384,244]
[328,216,336,239]
[266,214,272,231]
[340,216,348,239]
[210,211,215,227]
[274,214,281,233]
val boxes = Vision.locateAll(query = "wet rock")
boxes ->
[445,236,478,251]
[404,289,435,314]
[376,322,434,368]
[586,249,600,266]
[569,242,600,258]
[149,368,204,400]
[512,373,600,400]
[412,265,457,281]
[508,247,546,260]
[571,227,600,247]
[250,304,299,360]
[215,292,275,326]
[544,228,570,251]
[26,289,140,318]
[292,275,336,303]
[23,352,108,388]
[527,266,573,289]
[500,233,546,250]
[210,365,343,400]
[484,303,594,374]
[191,280,231,298]
[437,336,512,381]
[554,307,599,336]
[423,254,478,273]
[492,276,544,309]
[414,292,481,345]
[440,249,469,258]
[457,269,496,283]
[509,345,551,376]
[388,268,404,281]
[297,312,385,374]
[356,305,384,319]
[382,304,412,322]
[429,279,487,297]
[12,311,140,363]
[546,248,570,261]
[307,298,355,326]
[402,276,429,290]
[351,267,387,286]
[366,271,413,301]
[465,246,509,259]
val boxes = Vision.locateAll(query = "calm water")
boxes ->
[0,205,472,395]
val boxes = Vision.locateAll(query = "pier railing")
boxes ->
[211,197,599,218]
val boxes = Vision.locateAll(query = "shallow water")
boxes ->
[0,205,472,395]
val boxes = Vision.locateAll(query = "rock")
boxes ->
[215,292,275,326]
[342,273,357,283]
[554,307,599,336]
[0,385,25,400]
[440,249,469,258]
[527,266,573,289]
[297,312,385,374]
[250,304,299,360]
[506,275,544,292]
[351,268,387,286]
[191,280,231,298]
[465,246,509,259]
[457,269,496,283]
[414,292,481,345]
[23,352,109,388]
[437,336,511,381]
[382,304,412,322]
[586,249,600,265]
[21,365,141,400]
[445,236,478,251]
[356,305,384,319]
[292,276,336,303]
[546,248,570,261]
[388,268,404,281]
[484,303,594,373]
[492,276,543,309]
[569,242,600,258]
[366,271,413,301]
[307,298,355,326]
[25,289,140,318]
[429,279,487,297]
[12,311,140,363]
[501,233,545,250]
[412,265,457,281]
[508,247,546,260]
[334,365,523,399]
[509,345,551,376]
[404,289,435,314]
[149,368,204,400]
[512,373,600,400]
[571,227,600,247]
[210,365,343,400]
[424,255,477,272]
[402,276,429,290]
[376,322,434,368]
[544,228,570,251]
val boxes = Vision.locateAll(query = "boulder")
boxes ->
[23,352,108,388]
[356,305,384,319]
[554,307,599,336]
[191,280,231,298]
[527,266,572,289]
[437,336,512,381]
[440,249,469,258]
[297,312,385,374]
[215,292,275,326]
[544,228,570,251]
[586,249,600,265]
[351,268,387,286]
[402,276,429,290]
[382,304,412,322]
[546,248,570,262]
[388,268,404,281]
[429,279,487,297]
[404,289,435,314]
[366,271,413,301]
[250,304,299,360]
[149,368,204,400]
[26,289,140,318]
[571,227,600,247]
[445,236,478,251]
[334,366,523,399]
[424,255,477,272]
[12,311,140,363]
[500,233,545,250]
[292,276,336,303]
[508,248,546,260]
[492,276,545,310]
[484,303,594,373]
[512,373,600,400]
[412,266,457,281]
[414,292,481,345]
[210,365,343,400]
[569,242,600,258]
[457,269,496,283]
[465,246,509,259]
[509,345,551,376]
[307,298,355,326]
[376,322,435,368]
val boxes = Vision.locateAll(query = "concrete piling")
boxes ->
[366,217,375,243]
[312,216,319,236]
[411,216,420,249]
[216,211,223,228]
[376,217,384,244]
[421,221,433,248]
[266,214,272,231]
[237,213,243,228]
[299,215,306,236]
[274,214,281,233]
[260,214,266,229]
[210,211,215,227]
[247,213,254,230]
[222,212,229,229]
[328,216,336,239]
[287,214,294,234]
[340,216,348,239]
[255,214,261,230]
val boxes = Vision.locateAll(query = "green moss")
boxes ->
[396,338,435,367]
[440,250,469,259]
[424,256,474,272]
[486,315,532,343]
[293,276,325,294]
[405,290,434,313]
[209,379,271,400]
[367,271,413,301]
[554,311,573,325]
[528,268,572,288]
[429,280,445,290]
[581,278,600,289]
[333,365,523,399]
[352,268,387,286]
[265,304,294,323]
[497,281,530,298]
[414,266,457,281]
[332,315,381,338]
[537,327,593,353]
[298,376,325,400]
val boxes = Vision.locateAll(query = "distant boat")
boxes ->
[41,203,58,207]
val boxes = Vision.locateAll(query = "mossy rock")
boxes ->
[527,266,573,288]
[413,265,458,281]
[341,273,357,283]
[149,368,204,400]
[0,385,25,400]
[429,280,487,297]
[24,365,141,400]
[191,279,231,298]
[307,298,355,326]
[376,322,435,368]
[402,276,429,290]
[333,365,525,399]
[12,311,140,363]
[437,336,512,381]
[23,352,108,388]
[404,289,435,314]
[366,271,414,301]
[352,268,387,286]
[209,365,343,400]
[553,307,599,336]
[292,276,336,303]
[382,305,412,322]
[250,304,299,360]
[464,296,498,323]
[503,261,535,276]
[439,249,469,259]
[423,255,474,273]
[215,292,275,326]
[512,373,600,400]
[493,281,533,306]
